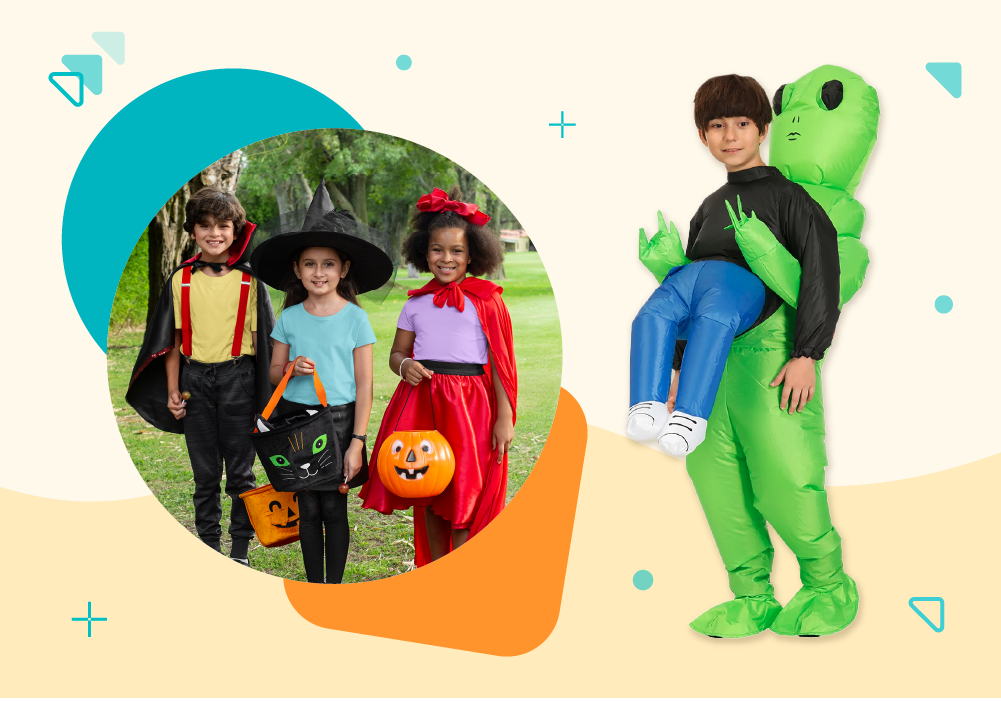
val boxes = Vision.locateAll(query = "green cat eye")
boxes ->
[270,455,290,467]
[313,434,327,453]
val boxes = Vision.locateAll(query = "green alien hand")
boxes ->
[639,211,690,283]
[726,195,869,309]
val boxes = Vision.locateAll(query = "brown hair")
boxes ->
[281,247,359,311]
[693,74,773,135]
[401,186,505,277]
[183,187,247,235]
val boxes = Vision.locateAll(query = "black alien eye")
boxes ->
[772,84,787,116]
[821,80,843,110]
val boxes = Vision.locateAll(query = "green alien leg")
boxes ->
[685,362,782,638]
[725,348,859,637]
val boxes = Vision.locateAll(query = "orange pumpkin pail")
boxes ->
[376,381,455,499]
[239,484,300,547]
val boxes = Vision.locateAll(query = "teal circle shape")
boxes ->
[935,295,953,314]
[396,54,412,71]
[62,69,361,352]
[633,570,653,590]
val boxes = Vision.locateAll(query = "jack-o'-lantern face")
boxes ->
[377,430,455,499]
[268,493,298,529]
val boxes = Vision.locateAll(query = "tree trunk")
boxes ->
[407,263,420,279]
[485,191,507,281]
[349,173,368,225]
[145,151,243,325]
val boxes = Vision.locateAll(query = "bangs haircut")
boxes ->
[694,74,773,135]
[401,186,505,277]
[183,187,247,234]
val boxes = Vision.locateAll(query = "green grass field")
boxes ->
[106,252,561,582]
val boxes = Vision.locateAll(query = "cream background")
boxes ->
[0,1,998,696]
[2,429,998,696]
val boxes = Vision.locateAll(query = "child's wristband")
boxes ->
[399,358,410,378]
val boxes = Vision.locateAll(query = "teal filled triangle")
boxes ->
[49,72,84,106]
[61,54,103,95]
[926,62,961,98]
[92,32,125,65]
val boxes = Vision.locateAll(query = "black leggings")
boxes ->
[297,489,349,584]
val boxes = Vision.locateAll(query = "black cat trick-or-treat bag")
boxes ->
[251,362,342,492]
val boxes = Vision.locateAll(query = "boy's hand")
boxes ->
[291,356,316,377]
[492,416,514,464]
[344,441,364,482]
[771,357,817,413]
[167,390,187,420]
[667,370,679,413]
[402,359,434,386]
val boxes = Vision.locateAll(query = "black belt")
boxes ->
[418,359,485,376]
[184,355,252,369]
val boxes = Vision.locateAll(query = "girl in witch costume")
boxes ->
[126,187,276,563]
[250,179,395,584]
[360,186,517,567]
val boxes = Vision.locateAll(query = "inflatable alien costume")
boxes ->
[639,66,878,637]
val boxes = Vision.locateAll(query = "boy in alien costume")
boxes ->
[639,65,878,637]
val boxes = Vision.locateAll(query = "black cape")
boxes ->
[125,260,277,434]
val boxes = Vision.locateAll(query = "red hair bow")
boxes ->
[416,188,491,226]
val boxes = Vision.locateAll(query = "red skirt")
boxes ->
[360,372,507,567]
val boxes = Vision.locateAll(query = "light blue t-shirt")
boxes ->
[271,302,376,407]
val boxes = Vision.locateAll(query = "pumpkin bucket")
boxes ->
[239,484,300,547]
[251,359,342,492]
[377,381,455,499]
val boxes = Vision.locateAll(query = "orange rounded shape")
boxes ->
[377,430,455,499]
[338,482,350,494]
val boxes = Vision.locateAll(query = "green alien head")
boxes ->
[769,65,879,198]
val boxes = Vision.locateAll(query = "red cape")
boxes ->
[404,276,518,565]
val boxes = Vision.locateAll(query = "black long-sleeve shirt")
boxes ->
[673,166,840,367]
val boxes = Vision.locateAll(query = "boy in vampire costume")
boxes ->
[127,187,276,564]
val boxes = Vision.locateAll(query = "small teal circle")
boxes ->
[633,570,653,590]
[396,54,412,71]
[935,295,953,314]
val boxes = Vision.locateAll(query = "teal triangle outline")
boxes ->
[92,32,125,65]
[48,71,84,107]
[926,62,962,98]
[908,596,944,632]
[61,54,103,95]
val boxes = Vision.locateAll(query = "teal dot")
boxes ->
[396,55,412,71]
[633,570,653,590]
[935,295,953,314]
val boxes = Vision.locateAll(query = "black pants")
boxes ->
[181,355,257,544]
[277,398,362,583]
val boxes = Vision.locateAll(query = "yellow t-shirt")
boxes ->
[172,268,258,363]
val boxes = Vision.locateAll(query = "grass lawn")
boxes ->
[106,252,561,582]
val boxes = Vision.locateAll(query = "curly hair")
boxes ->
[693,74,772,135]
[401,186,505,277]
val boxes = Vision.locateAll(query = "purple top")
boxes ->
[398,293,489,364]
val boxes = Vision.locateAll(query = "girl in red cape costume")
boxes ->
[359,187,517,567]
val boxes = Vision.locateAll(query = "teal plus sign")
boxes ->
[71,601,108,637]
[548,111,576,138]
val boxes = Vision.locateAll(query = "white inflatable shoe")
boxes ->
[658,411,707,458]
[626,401,669,441]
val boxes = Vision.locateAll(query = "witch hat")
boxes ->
[249,178,395,294]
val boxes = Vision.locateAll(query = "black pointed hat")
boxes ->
[249,179,396,295]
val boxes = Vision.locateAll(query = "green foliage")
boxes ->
[110,231,149,330]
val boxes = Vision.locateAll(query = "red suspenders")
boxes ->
[180,266,253,359]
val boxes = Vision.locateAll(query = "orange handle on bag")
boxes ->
[258,356,327,424]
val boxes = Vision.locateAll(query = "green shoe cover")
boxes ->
[769,575,859,636]
[689,595,783,638]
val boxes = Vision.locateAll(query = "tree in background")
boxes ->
[237,130,520,279]
[145,151,243,324]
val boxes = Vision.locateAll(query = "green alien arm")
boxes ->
[727,198,869,309]
[638,211,690,283]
